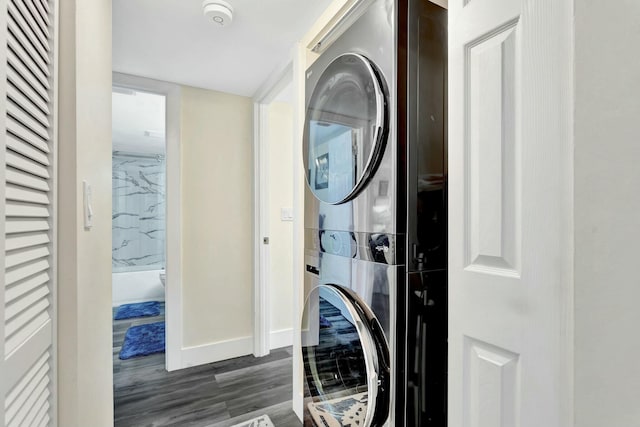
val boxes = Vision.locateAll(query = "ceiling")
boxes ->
[113,0,333,97]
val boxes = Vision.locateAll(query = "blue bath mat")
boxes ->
[119,321,165,360]
[114,301,161,320]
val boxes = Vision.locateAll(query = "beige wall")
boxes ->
[58,0,114,425]
[574,1,640,426]
[268,102,295,334]
[181,86,254,347]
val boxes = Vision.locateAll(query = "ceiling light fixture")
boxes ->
[202,0,234,27]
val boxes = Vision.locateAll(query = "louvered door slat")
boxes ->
[7,134,49,170]
[7,106,50,146]
[31,400,50,427]
[7,117,50,152]
[10,385,49,427]
[6,169,50,192]
[6,202,50,218]
[5,259,50,290]
[6,67,49,113]
[6,151,49,180]
[7,51,49,102]
[5,300,49,348]
[7,23,50,80]
[5,246,49,270]
[12,0,50,53]
[6,364,49,426]
[5,219,50,235]
[6,233,50,252]
[7,2,50,63]
[24,1,49,40]
[38,0,51,15]
[5,184,49,205]
[4,354,48,411]
[33,1,50,27]
[7,85,50,128]
[4,272,49,303]
[5,285,49,321]
[2,0,56,424]
[22,388,49,427]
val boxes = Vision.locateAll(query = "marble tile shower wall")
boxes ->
[112,153,166,273]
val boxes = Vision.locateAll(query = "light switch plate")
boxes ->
[83,181,93,229]
[280,207,293,221]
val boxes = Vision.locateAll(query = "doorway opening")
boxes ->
[110,73,183,374]
[253,64,296,357]
[111,85,167,368]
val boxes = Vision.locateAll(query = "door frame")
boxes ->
[252,61,294,357]
[112,72,183,371]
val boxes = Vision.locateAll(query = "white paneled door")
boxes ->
[1,0,57,426]
[448,0,573,427]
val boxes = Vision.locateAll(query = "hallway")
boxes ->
[113,309,300,426]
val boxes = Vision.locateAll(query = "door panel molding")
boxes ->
[449,0,574,426]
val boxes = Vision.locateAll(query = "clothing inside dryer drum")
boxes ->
[302,287,370,426]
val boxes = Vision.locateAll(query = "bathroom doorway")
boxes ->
[110,73,183,373]
[111,86,167,368]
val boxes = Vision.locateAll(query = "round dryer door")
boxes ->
[303,53,389,204]
[301,284,390,427]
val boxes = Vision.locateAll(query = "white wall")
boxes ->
[112,270,165,306]
[180,86,254,353]
[574,1,640,426]
[268,102,295,346]
[58,0,114,425]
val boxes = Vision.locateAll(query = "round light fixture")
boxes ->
[202,0,234,27]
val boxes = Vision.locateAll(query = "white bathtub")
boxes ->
[112,269,165,307]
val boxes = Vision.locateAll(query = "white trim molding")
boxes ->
[181,336,254,368]
[252,102,270,358]
[252,61,294,358]
[270,329,294,350]
[291,41,307,421]
[112,72,184,371]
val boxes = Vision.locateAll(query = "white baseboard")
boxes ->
[180,336,253,369]
[270,328,293,350]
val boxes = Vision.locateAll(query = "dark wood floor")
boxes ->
[113,304,302,426]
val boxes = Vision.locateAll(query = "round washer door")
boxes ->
[301,284,390,427]
[303,53,389,205]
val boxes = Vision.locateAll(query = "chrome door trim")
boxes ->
[301,283,390,426]
[303,53,389,205]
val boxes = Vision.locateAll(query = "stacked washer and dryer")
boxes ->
[300,0,447,426]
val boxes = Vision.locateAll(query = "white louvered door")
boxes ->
[1,0,57,426]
